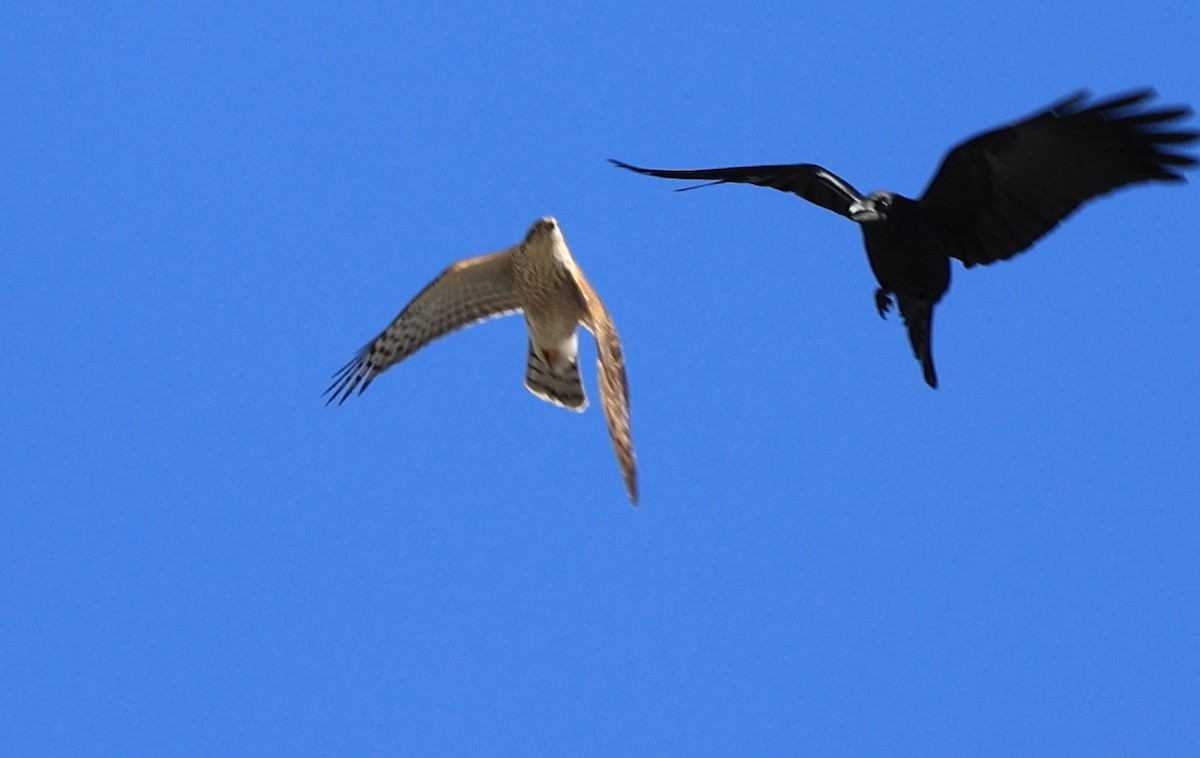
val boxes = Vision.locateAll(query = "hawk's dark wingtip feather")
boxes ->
[323,351,373,406]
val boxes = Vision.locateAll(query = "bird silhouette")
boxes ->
[612,89,1196,388]
[326,217,637,505]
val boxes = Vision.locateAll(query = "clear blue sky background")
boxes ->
[3,2,1198,755]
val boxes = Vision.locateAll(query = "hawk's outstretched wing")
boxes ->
[325,250,522,404]
[572,267,638,505]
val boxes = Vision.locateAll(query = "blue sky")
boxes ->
[3,2,1198,755]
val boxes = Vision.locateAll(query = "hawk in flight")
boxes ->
[326,217,638,505]
[612,89,1196,388]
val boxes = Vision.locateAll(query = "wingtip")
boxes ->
[1071,86,1169,118]
[1047,87,1162,117]
[323,352,376,406]
[1048,88,1092,114]
[674,181,723,193]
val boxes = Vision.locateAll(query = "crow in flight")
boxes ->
[611,89,1196,388]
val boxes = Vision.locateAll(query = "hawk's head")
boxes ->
[525,216,560,243]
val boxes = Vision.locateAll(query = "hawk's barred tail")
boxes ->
[524,340,587,411]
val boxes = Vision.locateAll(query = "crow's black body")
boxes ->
[612,89,1197,387]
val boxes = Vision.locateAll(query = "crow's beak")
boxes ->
[849,199,882,223]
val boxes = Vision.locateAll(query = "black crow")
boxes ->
[611,89,1196,388]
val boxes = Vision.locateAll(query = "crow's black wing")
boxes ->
[919,89,1197,267]
[609,159,865,218]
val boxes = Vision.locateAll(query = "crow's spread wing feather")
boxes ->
[609,159,865,218]
[919,89,1198,266]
